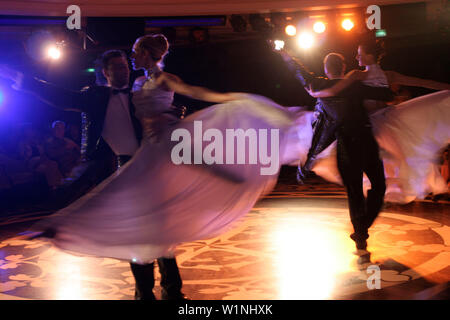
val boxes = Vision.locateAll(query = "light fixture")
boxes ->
[313,21,326,34]
[285,25,297,36]
[47,45,61,60]
[341,19,354,31]
[230,15,247,32]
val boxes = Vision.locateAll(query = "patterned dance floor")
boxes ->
[1,173,449,300]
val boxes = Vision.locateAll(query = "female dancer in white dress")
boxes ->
[29,35,312,263]
[308,38,450,203]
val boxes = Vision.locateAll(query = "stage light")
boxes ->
[85,68,96,73]
[271,12,286,28]
[341,19,354,31]
[249,14,272,34]
[285,24,297,36]
[47,45,61,60]
[313,21,326,34]
[273,40,285,51]
[297,32,314,49]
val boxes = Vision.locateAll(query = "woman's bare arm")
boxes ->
[385,71,450,90]
[307,70,364,98]
[156,73,247,103]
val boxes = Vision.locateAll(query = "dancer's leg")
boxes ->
[130,262,156,300]
[298,113,337,183]
[157,257,186,300]
[337,135,369,249]
[362,131,386,229]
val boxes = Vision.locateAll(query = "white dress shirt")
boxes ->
[101,89,139,156]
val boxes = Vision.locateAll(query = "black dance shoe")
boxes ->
[134,288,156,300]
[161,288,190,300]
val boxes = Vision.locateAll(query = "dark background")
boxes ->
[0,1,448,152]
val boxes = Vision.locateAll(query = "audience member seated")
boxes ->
[17,124,64,190]
[45,121,81,177]
[67,123,81,147]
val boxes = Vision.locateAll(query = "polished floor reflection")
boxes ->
[0,177,449,300]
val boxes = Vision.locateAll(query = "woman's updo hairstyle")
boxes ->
[359,32,386,64]
[136,34,169,65]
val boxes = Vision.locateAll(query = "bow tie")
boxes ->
[112,88,131,95]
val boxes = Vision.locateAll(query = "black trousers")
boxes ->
[336,128,386,243]
[115,156,183,299]
[303,111,338,171]
[130,257,183,300]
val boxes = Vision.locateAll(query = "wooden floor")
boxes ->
[1,174,449,300]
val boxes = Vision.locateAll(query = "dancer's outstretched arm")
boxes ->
[307,70,364,98]
[155,72,247,103]
[275,49,318,87]
[0,65,88,112]
[308,69,450,98]
[385,71,450,91]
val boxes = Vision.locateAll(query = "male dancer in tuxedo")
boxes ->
[0,50,187,300]
[277,49,393,259]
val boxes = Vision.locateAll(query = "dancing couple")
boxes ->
[276,35,449,260]
[295,37,450,203]
[1,33,449,297]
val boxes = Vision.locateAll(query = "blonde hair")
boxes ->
[136,34,169,67]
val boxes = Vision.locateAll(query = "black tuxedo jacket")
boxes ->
[20,76,143,161]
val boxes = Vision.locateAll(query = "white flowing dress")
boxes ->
[33,77,312,263]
